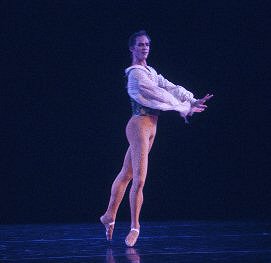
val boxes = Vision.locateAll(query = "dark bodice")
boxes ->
[130,98,160,116]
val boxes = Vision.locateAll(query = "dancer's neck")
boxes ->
[132,58,147,67]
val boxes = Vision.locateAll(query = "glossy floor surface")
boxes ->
[1,221,271,262]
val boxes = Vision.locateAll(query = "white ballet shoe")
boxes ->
[125,228,140,247]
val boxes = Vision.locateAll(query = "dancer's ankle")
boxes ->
[131,223,140,230]
[101,213,115,223]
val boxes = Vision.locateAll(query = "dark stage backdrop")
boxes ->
[2,1,270,224]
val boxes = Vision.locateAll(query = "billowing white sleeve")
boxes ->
[157,74,197,104]
[127,69,193,116]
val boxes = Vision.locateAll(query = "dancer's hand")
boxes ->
[190,94,213,114]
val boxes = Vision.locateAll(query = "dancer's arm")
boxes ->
[157,73,213,115]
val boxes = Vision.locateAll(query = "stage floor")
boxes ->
[1,220,270,262]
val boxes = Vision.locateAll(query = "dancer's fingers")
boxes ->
[204,94,213,100]
[197,104,207,109]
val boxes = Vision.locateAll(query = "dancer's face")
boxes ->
[130,35,150,61]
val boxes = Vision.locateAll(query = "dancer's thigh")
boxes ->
[128,132,150,182]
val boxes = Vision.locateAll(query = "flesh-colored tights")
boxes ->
[103,115,158,230]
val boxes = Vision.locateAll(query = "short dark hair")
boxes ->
[128,30,151,48]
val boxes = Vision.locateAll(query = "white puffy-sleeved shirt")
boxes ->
[125,65,197,120]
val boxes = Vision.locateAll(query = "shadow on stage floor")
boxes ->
[1,220,270,262]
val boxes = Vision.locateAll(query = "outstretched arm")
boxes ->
[157,73,213,116]
[127,68,213,119]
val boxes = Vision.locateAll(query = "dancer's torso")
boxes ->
[126,66,159,138]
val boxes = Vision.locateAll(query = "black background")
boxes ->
[1,0,270,224]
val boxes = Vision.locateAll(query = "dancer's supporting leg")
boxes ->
[125,127,156,247]
[100,147,133,240]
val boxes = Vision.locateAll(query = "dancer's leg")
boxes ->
[101,147,133,240]
[125,132,156,246]
[104,147,133,219]
[129,137,149,230]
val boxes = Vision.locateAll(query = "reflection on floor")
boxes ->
[1,221,271,262]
